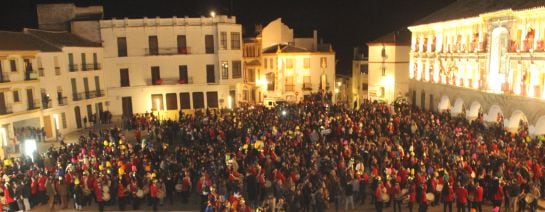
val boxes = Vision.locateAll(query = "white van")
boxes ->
[263,98,285,109]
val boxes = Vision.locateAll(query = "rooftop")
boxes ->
[368,30,411,45]
[25,29,102,48]
[0,31,59,52]
[413,0,545,26]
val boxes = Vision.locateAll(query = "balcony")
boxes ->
[145,47,192,56]
[42,100,52,109]
[0,104,13,115]
[81,64,89,71]
[28,99,40,110]
[55,67,61,75]
[93,63,101,70]
[148,77,193,86]
[0,72,10,83]
[96,90,105,97]
[69,64,79,72]
[72,92,83,101]
[84,91,92,99]
[57,96,68,106]
[25,71,38,81]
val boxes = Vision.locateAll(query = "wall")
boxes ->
[261,18,294,49]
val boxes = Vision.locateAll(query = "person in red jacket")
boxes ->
[473,182,483,212]
[455,183,468,212]
[150,179,159,211]
[443,182,454,212]
[93,180,104,212]
[117,179,127,211]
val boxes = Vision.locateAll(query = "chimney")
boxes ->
[313,30,318,51]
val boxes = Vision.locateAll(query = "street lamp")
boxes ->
[210,11,216,18]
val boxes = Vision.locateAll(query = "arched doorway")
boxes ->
[451,98,464,115]
[488,27,509,92]
[486,105,503,123]
[467,101,482,120]
[437,95,451,112]
[507,110,528,132]
[534,116,545,135]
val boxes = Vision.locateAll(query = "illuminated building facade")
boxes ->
[250,18,336,103]
[408,0,545,134]
[351,47,368,107]
[100,16,243,117]
[366,31,411,104]
[0,29,105,158]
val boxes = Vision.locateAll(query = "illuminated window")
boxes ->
[320,57,327,68]
[304,58,310,69]
[231,32,241,50]
[220,32,227,50]
[286,59,294,69]
[221,61,229,80]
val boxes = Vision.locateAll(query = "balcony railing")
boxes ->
[55,67,61,75]
[25,71,38,80]
[81,64,89,71]
[28,99,41,110]
[96,90,105,97]
[93,63,101,70]
[58,96,68,106]
[148,78,193,86]
[0,104,13,115]
[38,67,44,76]
[178,77,193,84]
[84,91,92,99]
[42,100,52,109]
[0,72,10,83]
[69,64,79,72]
[72,92,83,101]
[145,47,192,56]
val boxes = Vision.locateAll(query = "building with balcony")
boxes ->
[366,30,411,104]
[100,15,243,117]
[242,36,261,104]
[408,0,545,134]
[0,29,105,158]
[351,47,369,107]
[248,18,336,103]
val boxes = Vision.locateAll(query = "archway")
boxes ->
[437,95,451,112]
[507,110,528,131]
[451,98,464,115]
[467,101,482,120]
[534,116,545,135]
[485,105,503,123]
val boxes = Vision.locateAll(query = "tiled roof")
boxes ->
[413,0,545,26]
[368,30,411,45]
[25,28,101,48]
[0,31,60,52]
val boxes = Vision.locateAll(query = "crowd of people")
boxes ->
[0,96,545,212]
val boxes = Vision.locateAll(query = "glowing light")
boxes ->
[335,88,339,93]
[54,114,60,130]
[155,98,161,111]
[228,96,233,109]
[282,110,287,116]
[210,11,216,18]
[24,139,37,160]
[337,81,342,86]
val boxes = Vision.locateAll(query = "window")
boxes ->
[93,53,98,69]
[205,35,214,54]
[206,64,216,83]
[54,56,60,75]
[320,57,327,68]
[360,64,368,74]
[264,58,268,69]
[285,76,294,91]
[232,60,241,78]
[81,53,87,71]
[37,57,44,76]
[94,76,101,96]
[179,92,191,109]
[270,58,274,69]
[10,59,16,72]
[192,92,204,109]
[177,35,187,54]
[68,53,76,72]
[304,58,310,69]
[231,32,241,50]
[361,83,368,90]
[206,91,218,108]
[221,61,229,80]
[178,65,188,83]
[120,69,130,87]
[117,37,127,57]
[151,66,161,85]
[303,76,312,90]
[286,58,294,69]
[266,73,275,91]
[13,90,20,102]
[247,68,255,82]
[220,32,227,49]
[151,94,163,111]
[148,36,158,55]
[61,112,67,129]
[166,93,177,110]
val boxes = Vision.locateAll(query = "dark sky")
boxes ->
[0,0,455,75]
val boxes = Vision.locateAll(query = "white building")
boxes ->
[0,29,104,158]
[351,47,368,107]
[254,18,336,103]
[366,30,411,104]
[100,16,243,118]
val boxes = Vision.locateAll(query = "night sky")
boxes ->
[1,0,455,75]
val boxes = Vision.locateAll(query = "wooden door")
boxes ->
[43,115,53,138]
